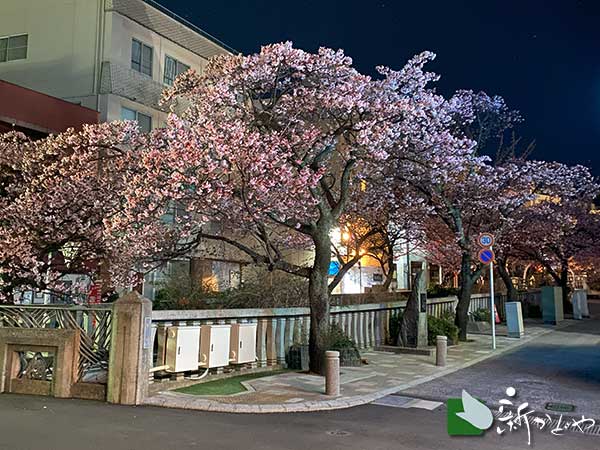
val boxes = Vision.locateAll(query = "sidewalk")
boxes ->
[145,321,570,413]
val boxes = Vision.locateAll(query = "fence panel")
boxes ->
[0,305,112,383]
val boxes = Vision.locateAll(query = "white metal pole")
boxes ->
[490,246,496,350]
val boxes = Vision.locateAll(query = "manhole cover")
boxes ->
[545,402,575,413]
[326,430,351,437]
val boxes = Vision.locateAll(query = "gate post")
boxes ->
[107,292,152,405]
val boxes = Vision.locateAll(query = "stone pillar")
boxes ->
[417,292,428,349]
[257,318,268,367]
[107,292,152,406]
[325,351,340,396]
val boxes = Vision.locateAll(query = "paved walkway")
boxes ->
[146,320,569,413]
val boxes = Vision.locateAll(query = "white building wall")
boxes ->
[0,0,101,109]
[0,0,230,124]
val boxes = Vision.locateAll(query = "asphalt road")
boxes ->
[0,393,596,450]
[402,300,600,419]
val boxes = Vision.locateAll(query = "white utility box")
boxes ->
[572,289,590,320]
[199,324,231,368]
[505,302,524,338]
[230,323,257,364]
[165,326,200,372]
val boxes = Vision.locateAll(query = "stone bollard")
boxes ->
[436,335,447,367]
[325,350,340,396]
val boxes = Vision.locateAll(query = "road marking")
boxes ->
[372,395,443,410]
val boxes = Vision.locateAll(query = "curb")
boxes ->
[143,324,568,414]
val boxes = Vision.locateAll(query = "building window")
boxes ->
[131,38,153,76]
[163,55,190,86]
[0,34,28,62]
[121,106,152,133]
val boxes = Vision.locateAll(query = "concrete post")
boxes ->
[325,350,340,396]
[107,291,152,405]
[436,336,447,367]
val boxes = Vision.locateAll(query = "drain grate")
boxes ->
[545,402,575,413]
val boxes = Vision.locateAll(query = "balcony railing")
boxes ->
[99,61,167,112]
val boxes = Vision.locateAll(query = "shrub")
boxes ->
[152,268,309,310]
[427,314,459,346]
[471,308,491,322]
[427,284,459,298]
[325,324,361,366]
[387,311,403,344]
[526,304,542,318]
[325,324,358,351]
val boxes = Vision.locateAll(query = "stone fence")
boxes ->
[150,293,493,370]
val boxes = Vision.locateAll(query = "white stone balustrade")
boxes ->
[149,295,496,374]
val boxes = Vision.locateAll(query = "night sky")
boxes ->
[155,0,600,173]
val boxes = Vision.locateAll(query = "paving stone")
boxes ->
[144,321,561,414]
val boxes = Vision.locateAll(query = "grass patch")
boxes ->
[174,370,289,396]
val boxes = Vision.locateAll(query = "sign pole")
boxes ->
[490,246,496,350]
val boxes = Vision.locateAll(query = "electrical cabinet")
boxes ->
[229,323,257,364]
[199,324,231,368]
[165,326,200,373]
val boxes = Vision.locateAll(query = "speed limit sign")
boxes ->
[478,233,494,248]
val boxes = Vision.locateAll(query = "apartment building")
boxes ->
[0,0,234,132]
[0,0,243,300]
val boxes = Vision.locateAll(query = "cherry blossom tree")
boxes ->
[121,43,456,372]
[0,123,175,302]
[388,88,597,339]
[504,182,599,309]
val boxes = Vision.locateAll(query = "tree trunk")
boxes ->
[560,262,572,314]
[455,253,474,341]
[398,271,422,347]
[382,245,395,291]
[308,228,332,375]
[496,258,518,301]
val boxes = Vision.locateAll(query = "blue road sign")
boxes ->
[328,261,341,276]
[478,233,494,248]
[478,248,495,265]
